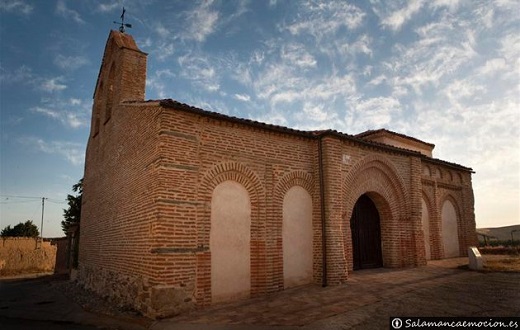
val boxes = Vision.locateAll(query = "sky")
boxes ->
[0,0,518,238]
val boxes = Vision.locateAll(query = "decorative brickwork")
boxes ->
[272,171,315,290]
[341,154,410,272]
[78,31,477,318]
[196,161,266,306]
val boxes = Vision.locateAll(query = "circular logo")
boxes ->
[391,318,403,329]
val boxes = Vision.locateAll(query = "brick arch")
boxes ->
[342,154,410,269]
[270,171,314,290]
[422,164,431,177]
[438,192,462,219]
[199,161,265,206]
[195,161,266,306]
[421,190,435,223]
[438,193,463,257]
[273,171,314,205]
[342,154,409,222]
[439,193,463,238]
[421,190,435,260]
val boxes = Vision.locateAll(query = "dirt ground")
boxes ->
[1,255,519,330]
[157,255,520,329]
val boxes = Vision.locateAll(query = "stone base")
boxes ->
[150,285,195,318]
[77,265,195,318]
[77,265,150,314]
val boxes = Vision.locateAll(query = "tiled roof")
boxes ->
[356,128,435,148]
[159,99,315,137]
[155,99,473,172]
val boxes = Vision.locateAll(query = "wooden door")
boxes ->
[350,195,383,270]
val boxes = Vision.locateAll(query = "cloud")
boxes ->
[178,53,220,92]
[0,65,34,83]
[147,70,176,99]
[31,98,91,129]
[234,94,250,102]
[40,77,67,92]
[184,0,219,42]
[250,38,358,109]
[281,43,316,69]
[0,0,33,14]
[383,16,477,96]
[32,107,83,129]
[409,96,519,224]
[368,74,387,86]
[296,102,339,126]
[350,97,401,130]
[499,33,520,63]
[19,137,85,166]
[441,79,486,110]
[98,3,119,12]
[155,22,171,39]
[476,58,507,76]
[0,66,72,94]
[379,0,425,31]
[56,0,84,24]
[155,42,175,61]
[431,0,463,12]
[338,34,373,58]
[53,55,89,71]
[284,2,365,40]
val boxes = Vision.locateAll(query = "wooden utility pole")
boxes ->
[38,197,47,248]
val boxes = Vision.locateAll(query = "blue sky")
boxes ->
[0,0,518,238]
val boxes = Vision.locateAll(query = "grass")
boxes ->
[483,255,520,272]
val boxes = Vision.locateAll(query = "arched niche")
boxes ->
[441,199,460,258]
[210,180,251,303]
[421,198,431,260]
[283,186,313,288]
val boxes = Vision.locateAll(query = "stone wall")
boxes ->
[0,237,56,276]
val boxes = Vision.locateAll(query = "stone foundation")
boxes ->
[77,265,195,318]
[78,265,148,313]
[150,285,196,318]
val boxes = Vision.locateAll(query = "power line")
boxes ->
[1,195,66,204]
[0,200,41,204]
[1,195,68,242]
[0,194,42,199]
[46,199,67,204]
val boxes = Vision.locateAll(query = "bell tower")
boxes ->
[90,30,147,137]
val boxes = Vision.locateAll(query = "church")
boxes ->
[78,30,477,318]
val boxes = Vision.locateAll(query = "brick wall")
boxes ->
[79,99,476,317]
[78,31,476,318]
[421,162,477,260]
[80,102,161,313]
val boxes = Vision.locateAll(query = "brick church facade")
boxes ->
[78,31,477,318]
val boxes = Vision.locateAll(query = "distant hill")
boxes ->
[477,224,520,242]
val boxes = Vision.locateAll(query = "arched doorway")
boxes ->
[350,194,383,270]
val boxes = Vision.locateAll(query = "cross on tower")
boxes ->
[113,7,132,33]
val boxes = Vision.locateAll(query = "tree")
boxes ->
[62,178,83,234]
[1,220,40,237]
